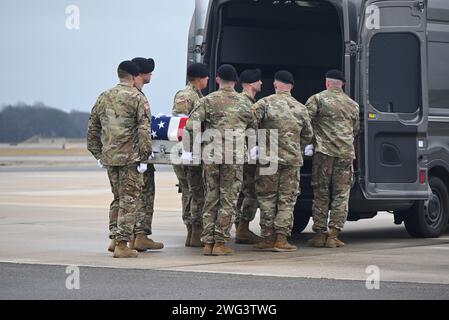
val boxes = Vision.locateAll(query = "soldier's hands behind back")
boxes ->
[250,146,259,160]
[97,159,105,169]
[304,144,314,157]
[137,163,148,174]
[181,151,193,162]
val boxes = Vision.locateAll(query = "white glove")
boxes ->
[181,151,193,162]
[304,144,314,157]
[250,146,259,160]
[148,152,155,160]
[137,163,148,174]
[97,159,104,169]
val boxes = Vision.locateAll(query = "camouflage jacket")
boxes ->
[252,91,313,167]
[240,90,256,105]
[172,83,203,116]
[306,88,360,159]
[136,87,152,119]
[185,87,256,163]
[87,83,152,166]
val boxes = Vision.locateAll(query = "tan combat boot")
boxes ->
[134,234,164,251]
[148,238,164,250]
[253,235,276,251]
[235,220,262,244]
[211,242,235,256]
[325,227,345,248]
[190,224,204,247]
[185,225,192,247]
[307,230,327,248]
[108,239,116,253]
[273,234,297,252]
[128,236,135,250]
[203,243,214,256]
[113,241,138,258]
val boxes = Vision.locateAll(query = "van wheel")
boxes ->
[292,201,312,234]
[404,176,449,238]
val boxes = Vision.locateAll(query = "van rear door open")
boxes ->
[358,0,431,200]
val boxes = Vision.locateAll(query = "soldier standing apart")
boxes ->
[172,63,209,247]
[87,61,151,258]
[235,69,263,244]
[130,57,164,251]
[184,64,255,256]
[305,70,360,248]
[252,71,313,252]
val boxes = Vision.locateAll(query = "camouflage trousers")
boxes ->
[135,164,155,235]
[173,164,204,226]
[107,164,143,242]
[187,165,205,226]
[202,164,243,244]
[255,165,300,237]
[236,163,258,224]
[173,165,190,225]
[311,152,353,232]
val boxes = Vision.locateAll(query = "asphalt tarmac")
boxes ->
[0,164,448,299]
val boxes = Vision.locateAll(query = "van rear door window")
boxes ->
[369,33,421,114]
[429,41,449,109]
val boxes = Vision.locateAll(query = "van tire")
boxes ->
[404,176,449,238]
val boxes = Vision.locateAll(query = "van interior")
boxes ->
[206,0,344,186]
[210,0,343,104]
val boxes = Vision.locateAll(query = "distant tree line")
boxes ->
[0,103,90,143]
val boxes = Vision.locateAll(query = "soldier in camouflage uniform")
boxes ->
[305,70,360,248]
[87,60,151,258]
[235,69,263,244]
[172,63,209,247]
[130,57,164,252]
[252,70,313,252]
[184,64,255,256]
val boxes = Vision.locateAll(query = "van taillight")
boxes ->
[419,170,426,185]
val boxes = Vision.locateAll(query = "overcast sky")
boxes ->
[0,0,195,115]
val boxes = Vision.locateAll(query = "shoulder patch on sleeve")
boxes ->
[175,97,189,104]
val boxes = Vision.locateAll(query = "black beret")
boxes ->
[274,70,295,85]
[187,63,209,78]
[217,64,238,82]
[118,60,140,77]
[325,69,345,82]
[240,68,262,84]
[132,57,155,74]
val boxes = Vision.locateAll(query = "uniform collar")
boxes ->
[277,91,292,96]
[328,87,343,93]
[219,87,236,93]
[188,82,203,98]
[132,85,146,97]
[242,90,256,103]
[118,82,134,87]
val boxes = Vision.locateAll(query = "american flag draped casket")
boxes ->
[151,114,189,142]
[148,114,188,164]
